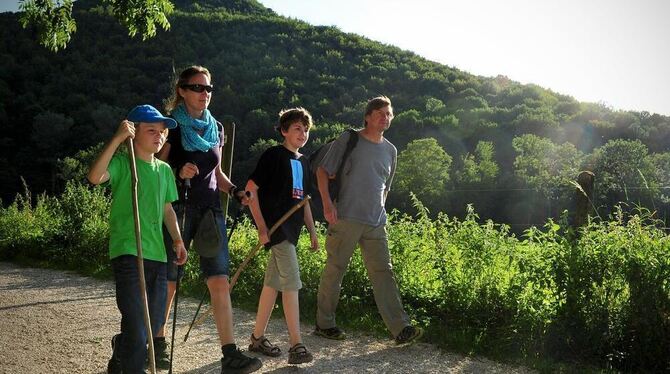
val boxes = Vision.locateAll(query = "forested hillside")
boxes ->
[2,0,669,227]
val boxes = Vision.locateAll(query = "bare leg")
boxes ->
[252,286,279,339]
[207,275,234,345]
[282,290,301,346]
[156,280,177,337]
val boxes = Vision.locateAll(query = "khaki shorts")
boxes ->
[264,240,302,291]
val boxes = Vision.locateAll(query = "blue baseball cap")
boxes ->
[127,105,177,129]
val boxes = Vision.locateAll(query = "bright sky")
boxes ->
[2,0,669,116]
[258,0,670,116]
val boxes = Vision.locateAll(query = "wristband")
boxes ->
[173,239,184,248]
[228,185,237,196]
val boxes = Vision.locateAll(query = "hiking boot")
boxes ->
[314,325,345,340]
[395,325,424,345]
[107,334,122,374]
[153,337,171,370]
[287,343,313,365]
[220,347,262,374]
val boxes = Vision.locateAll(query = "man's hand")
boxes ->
[323,200,338,225]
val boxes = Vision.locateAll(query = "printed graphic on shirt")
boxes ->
[290,159,304,200]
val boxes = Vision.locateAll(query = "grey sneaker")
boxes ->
[314,325,346,340]
[395,325,424,345]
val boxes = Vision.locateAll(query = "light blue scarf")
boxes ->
[172,104,219,152]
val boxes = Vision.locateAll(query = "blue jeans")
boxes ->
[111,255,167,374]
[164,204,230,281]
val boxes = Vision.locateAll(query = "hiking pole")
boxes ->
[183,199,247,343]
[127,138,156,374]
[188,195,312,331]
[168,178,190,374]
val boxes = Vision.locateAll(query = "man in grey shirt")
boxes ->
[314,96,424,345]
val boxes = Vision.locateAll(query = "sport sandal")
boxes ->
[288,343,313,365]
[248,334,282,357]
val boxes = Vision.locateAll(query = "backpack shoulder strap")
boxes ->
[331,129,359,200]
[340,128,359,166]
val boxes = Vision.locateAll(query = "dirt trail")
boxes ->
[0,262,534,373]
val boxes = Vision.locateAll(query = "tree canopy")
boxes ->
[2,0,670,229]
[18,0,174,51]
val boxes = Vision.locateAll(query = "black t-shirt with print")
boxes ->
[248,145,311,248]
[165,122,224,208]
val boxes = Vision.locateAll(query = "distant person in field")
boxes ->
[87,105,188,374]
[314,95,424,345]
[155,65,261,374]
[245,107,319,365]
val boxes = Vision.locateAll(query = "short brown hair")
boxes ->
[277,107,313,134]
[364,95,393,126]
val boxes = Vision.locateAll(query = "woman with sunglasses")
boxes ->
[156,65,262,374]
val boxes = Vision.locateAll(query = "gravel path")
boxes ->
[0,262,534,373]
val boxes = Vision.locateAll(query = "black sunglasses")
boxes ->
[181,84,214,93]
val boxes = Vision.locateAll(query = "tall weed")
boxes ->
[1,185,668,370]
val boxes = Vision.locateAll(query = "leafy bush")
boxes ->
[2,185,669,371]
[0,181,110,272]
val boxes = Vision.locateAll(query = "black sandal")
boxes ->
[249,334,282,357]
[288,343,313,365]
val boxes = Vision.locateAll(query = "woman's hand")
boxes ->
[179,162,199,180]
[236,190,251,206]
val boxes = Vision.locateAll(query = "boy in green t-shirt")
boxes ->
[88,105,188,374]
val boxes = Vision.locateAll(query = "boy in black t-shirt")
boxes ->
[245,107,319,364]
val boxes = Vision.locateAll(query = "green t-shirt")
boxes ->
[106,153,178,262]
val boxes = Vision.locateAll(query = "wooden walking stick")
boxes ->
[127,138,156,374]
[186,195,312,334]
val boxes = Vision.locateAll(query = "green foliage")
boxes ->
[54,181,110,270]
[456,141,499,184]
[553,209,670,370]
[4,0,670,230]
[649,152,670,203]
[0,180,109,272]
[107,0,173,40]
[512,134,584,200]
[393,138,452,211]
[19,0,173,51]
[19,0,77,51]
[57,143,105,183]
[588,139,657,212]
[1,183,669,371]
